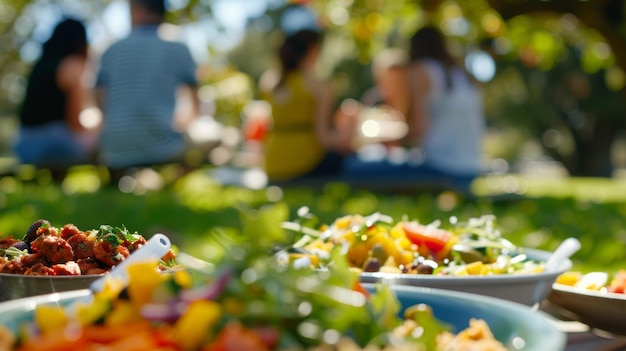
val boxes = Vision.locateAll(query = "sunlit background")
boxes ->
[1,0,626,185]
[1,0,626,276]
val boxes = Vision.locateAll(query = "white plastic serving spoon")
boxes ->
[544,237,581,273]
[89,233,172,292]
[531,237,582,307]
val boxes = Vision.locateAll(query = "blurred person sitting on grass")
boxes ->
[344,26,484,194]
[14,18,98,170]
[361,47,410,118]
[94,0,200,173]
[259,29,357,182]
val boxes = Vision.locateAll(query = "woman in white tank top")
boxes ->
[343,26,484,193]
[406,26,484,177]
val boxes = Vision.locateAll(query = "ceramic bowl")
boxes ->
[547,283,626,336]
[0,284,566,351]
[383,284,566,351]
[360,248,571,306]
[0,273,101,302]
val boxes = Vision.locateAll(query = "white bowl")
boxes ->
[548,283,626,336]
[360,248,570,306]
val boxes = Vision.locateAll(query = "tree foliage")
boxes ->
[2,0,626,175]
[296,0,626,176]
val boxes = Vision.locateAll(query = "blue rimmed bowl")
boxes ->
[0,284,565,350]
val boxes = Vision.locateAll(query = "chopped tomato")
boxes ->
[608,270,626,294]
[352,281,370,299]
[202,322,269,351]
[402,222,455,258]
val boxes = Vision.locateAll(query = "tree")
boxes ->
[2,0,626,176]
[301,0,626,176]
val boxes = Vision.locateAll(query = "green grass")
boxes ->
[1,166,625,273]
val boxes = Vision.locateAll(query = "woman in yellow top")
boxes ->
[260,29,356,181]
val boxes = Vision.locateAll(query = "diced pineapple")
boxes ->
[465,261,484,275]
[174,300,221,350]
[556,272,582,286]
[35,305,68,333]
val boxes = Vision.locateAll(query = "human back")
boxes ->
[407,26,484,178]
[262,71,325,179]
[97,31,196,168]
[420,59,483,175]
[95,0,198,169]
[14,18,97,169]
[260,29,355,181]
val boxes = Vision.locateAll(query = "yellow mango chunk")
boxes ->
[174,300,221,350]
[465,261,484,275]
[105,300,141,326]
[35,305,67,333]
[173,269,193,289]
[556,272,582,286]
[76,297,111,325]
[334,216,352,230]
[127,261,168,305]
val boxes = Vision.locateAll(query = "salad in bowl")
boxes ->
[278,210,570,305]
[0,229,566,351]
[0,239,511,351]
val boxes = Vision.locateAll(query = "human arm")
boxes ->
[56,55,88,132]
[377,66,411,118]
[404,62,431,146]
[313,80,355,154]
[173,83,200,132]
[173,47,201,131]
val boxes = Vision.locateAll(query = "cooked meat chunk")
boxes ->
[67,233,95,260]
[36,225,59,237]
[0,259,26,274]
[76,258,106,275]
[25,263,55,276]
[60,224,82,240]
[20,252,48,268]
[52,261,81,276]
[94,240,130,267]
[39,235,74,264]
[0,237,19,250]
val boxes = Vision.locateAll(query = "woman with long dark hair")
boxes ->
[14,18,98,169]
[259,29,356,181]
[404,25,484,190]
[344,25,484,194]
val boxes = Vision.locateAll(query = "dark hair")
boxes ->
[132,0,166,18]
[277,29,321,86]
[409,26,460,90]
[41,18,87,60]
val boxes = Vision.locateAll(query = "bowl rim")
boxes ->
[365,283,566,350]
[0,288,92,313]
[551,282,626,301]
[0,272,104,280]
[0,286,566,351]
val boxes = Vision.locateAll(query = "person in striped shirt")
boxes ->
[95,0,200,171]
